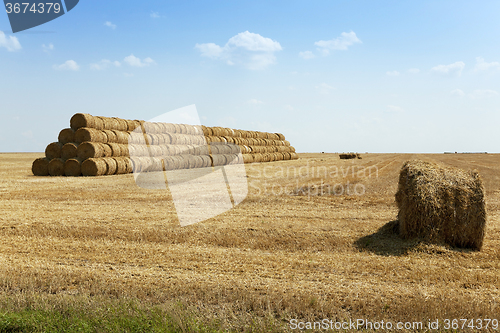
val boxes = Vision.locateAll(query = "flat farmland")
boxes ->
[0,153,499,331]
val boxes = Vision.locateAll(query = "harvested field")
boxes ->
[1,152,500,331]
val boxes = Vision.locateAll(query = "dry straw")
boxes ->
[395,160,486,250]
[48,158,65,176]
[61,143,78,160]
[45,142,63,160]
[64,158,83,177]
[58,128,75,145]
[32,157,50,176]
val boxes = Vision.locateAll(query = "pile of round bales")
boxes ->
[395,160,486,250]
[32,113,299,177]
[339,153,361,159]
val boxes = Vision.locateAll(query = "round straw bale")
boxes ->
[32,157,50,176]
[74,128,106,144]
[45,142,63,160]
[102,157,118,175]
[162,123,174,133]
[113,130,129,144]
[212,154,227,166]
[114,118,128,132]
[101,143,112,157]
[176,124,185,134]
[58,128,75,144]
[112,157,130,174]
[242,154,253,164]
[101,117,118,131]
[291,152,298,160]
[128,132,144,145]
[93,117,105,130]
[130,157,141,173]
[106,143,123,157]
[48,158,65,176]
[61,143,78,160]
[103,130,117,143]
[199,155,212,168]
[125,120,138,132]
[175,155,189,169]
[81,158,107,176]
[77,142,105,160]
[64,158,83,177]
[161,156,174,171]
[70,113,95,130]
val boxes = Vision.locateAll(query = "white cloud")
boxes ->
[42,43,54,53]
[450,88,498,99]
[299,51,315,59]
[90,59,121,70]
[431,61,465,77]
[469,89,498,99]
[474,57,500,72]
[316,83,335,95]
[104,21,116,30]
[53,60,79,71]
[195,31,282,70]
[386,70,400,76]
[450,89,465,97]
[408,68,420,74]
[314,31,361,56]
[284,105,294,111]
[248,99,263,105]
[124,54,156,67]
[150,11,160,18]
[387,105,404,112]
[0,31,22,52]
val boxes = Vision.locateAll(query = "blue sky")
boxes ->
[1,0,500,153]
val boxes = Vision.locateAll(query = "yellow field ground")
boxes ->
[0,153,499,330]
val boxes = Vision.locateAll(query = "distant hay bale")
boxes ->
[339,153,357,159]
[395,160,486,250]
[77,142,105,160]
[64,158,82,177]
[32,157,50,176]
[45,142,63,160]
[48,158,65,176]
[70,113,94,130]
[58,128,75,144]
[61,142,78,160]
[81,158,107,176]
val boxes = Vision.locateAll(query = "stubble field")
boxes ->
[0,152,499,331]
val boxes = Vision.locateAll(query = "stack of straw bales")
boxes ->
[395,160,486,250]
[32,113,298,177]
[339,153,361,159]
